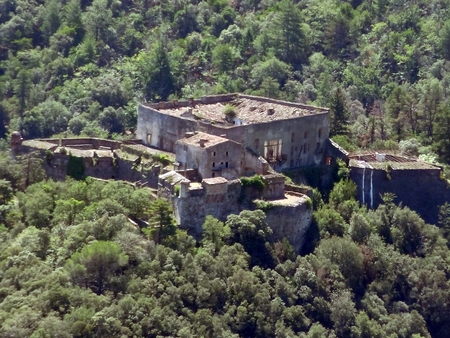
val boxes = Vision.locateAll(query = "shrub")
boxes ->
[174,185,180,197]
[151,153,173,166]
[223,104,236,120]
[241,175,266,192]
[254,199,274,211]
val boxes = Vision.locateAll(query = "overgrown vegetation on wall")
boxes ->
[66,154,85,180]
[240,174,266,192]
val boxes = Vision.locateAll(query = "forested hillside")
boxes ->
[3,0,450,337]
[2,0,450,163]
[1,160,450,337]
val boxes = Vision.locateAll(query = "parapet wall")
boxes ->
[144,93,328,114]
[145,94,237,110]
[15,138,162,189]
[38,137,141,150]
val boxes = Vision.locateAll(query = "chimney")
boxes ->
[199,139,207,147]
[267,108,275,115]
[185,132,194,138]
[220,134,227,138]
[188,97,194,106]
[172,99,178,108]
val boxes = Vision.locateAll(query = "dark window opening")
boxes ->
[212,172,215,177]
[318,129,322,138]
[225,151,228,156]
[291,133,295,142]
[213,151,216,156]
[212,162,215,168]
[254,138,260,150]
[226,162,229,168]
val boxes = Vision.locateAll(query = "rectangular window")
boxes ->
[316,142,322,154]
[264,139,282,160]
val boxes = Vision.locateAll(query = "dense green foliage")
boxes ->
[0,152,450,337]
[2,0,450,165]
[3,0,450,336]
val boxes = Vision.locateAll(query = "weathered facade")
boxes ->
[12,136,168,189]
[347,151,445,224]
[175,132,243,180]
[162,173,313,252]
[137,94,330,171]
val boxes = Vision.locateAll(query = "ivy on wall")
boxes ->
[67,155,85,180]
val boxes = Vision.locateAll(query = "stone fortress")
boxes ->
[138,93,330,249]
[10,93,450,249]
[137,93,330,176]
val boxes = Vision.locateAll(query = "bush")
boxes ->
[254,199,274,211]
[241,175,266,192]
[223,104,236,120]
[151,153,173,166]
[399,138,420,156]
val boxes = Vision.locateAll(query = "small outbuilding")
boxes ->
[175,132,242,180]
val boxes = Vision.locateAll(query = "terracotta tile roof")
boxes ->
[155,94,328,125]
[177,132,230,148]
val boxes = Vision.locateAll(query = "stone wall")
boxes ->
[137,94,330,171]
[174,179,242,234]
[265,201,312,252]
[243,148,269,176]
[173,175,312,251]
[350,166,447,224]
[137,105,197,152]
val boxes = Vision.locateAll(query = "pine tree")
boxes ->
[146,41,175,101]
[64,0,84,44]
[276,0,307,69]
[329,87,349,136]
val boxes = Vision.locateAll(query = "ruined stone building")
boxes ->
[175,132,242,180]
[137,94,330,178]
[347,151,445,224]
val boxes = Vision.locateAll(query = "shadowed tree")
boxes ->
[330,87,349,136]
[144,198,176,243]
[65,240,128,294]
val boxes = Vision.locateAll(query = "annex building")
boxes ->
[137,93,330,179]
